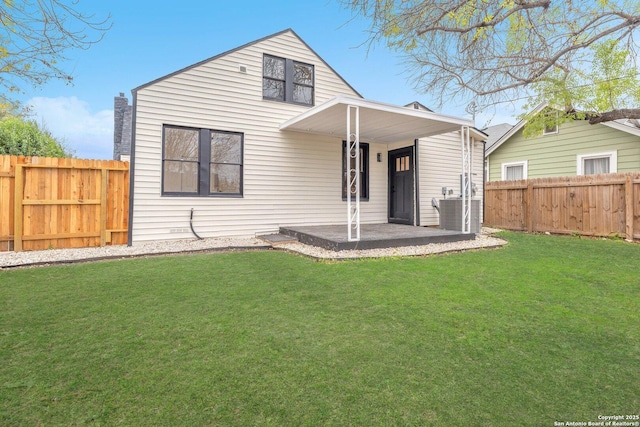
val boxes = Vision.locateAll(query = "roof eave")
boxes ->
[601,120,640,138]
[280,95,475,144]
[485,102,548,156]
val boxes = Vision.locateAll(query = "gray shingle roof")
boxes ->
[482,123,513,150]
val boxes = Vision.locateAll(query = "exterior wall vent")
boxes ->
[238,65,248,73]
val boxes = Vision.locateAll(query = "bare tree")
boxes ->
[0,1,111,94]
[341,0,640,123]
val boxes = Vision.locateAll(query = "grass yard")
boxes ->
[1,232,638,426]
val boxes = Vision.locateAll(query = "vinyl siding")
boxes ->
[132,30,378,243]
[418,133,485,226]
[488,120,640,180]
[385,133,484,227]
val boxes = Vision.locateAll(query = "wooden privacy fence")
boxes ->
[0,155,129,252]
[485,173,640,241]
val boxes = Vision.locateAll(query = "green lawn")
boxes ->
[1,232,638,426]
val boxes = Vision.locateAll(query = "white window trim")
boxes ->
[501,160,528,181]
[576,151,617,175]
[485,156,489,182]
[542,124,558,135]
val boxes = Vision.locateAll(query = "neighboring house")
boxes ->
[128,29,485,244]
[113,93,132,161]
[486,103,640,181]
[482,123,513,181]
[483,123,513,153]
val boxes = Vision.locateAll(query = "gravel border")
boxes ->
[0,228,507,269]
[0,238,270,269]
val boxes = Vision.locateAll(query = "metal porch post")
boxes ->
[461,126,472,234]
[347,105,360,241]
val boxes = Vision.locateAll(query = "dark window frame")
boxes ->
[263,54,314,106]
[292,60,314,105]
[262,54,286,102]
[162,124,244,197]
[161,125,200,196]
[342,141,369,201]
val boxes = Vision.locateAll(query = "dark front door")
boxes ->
[388,148,414,225]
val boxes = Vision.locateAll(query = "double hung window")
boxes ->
[263,54,314,106]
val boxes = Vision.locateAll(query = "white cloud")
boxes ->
[25,96,113,160]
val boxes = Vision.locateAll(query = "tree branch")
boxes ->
[589,109,640,124]
[417,0,551,35]
[0,1,111,93]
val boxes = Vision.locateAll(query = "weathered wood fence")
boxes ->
[485,173,640,240]
[0,155,129,252]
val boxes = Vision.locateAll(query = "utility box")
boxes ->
[439,199,481,233]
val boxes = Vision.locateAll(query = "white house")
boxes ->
[127,29,485,245]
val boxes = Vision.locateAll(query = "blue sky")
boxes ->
[16,0,520,159]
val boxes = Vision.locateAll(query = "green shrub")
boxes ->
[0,116,69,157]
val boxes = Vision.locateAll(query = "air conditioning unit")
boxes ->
[439,199,480,233]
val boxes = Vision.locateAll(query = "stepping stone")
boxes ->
[257,233,298,246]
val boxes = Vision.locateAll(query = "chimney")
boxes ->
[113,93,132,161]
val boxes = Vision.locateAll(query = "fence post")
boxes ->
[526,181,534,233]
[100,168,108,246]
[625,174,634,241]
[13,165,24,251]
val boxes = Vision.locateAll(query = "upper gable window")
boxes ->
[263,54,314,106]
[543,123,558,135]
[542,112,559,135]
[293,62,313,104]
[263,55,286,101]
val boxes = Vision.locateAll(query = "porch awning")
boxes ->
[279,95,479,143]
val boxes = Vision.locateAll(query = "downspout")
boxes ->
[126,90,138,247]
[482,139,486,224]
[414,138,420,226]
[413,102,421,226]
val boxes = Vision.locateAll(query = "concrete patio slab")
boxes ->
[279,223,474,251]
